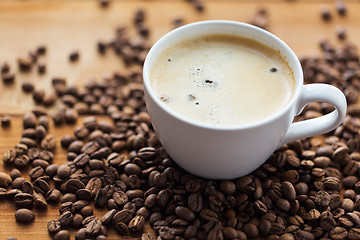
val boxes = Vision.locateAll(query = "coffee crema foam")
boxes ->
[150,34,295,127]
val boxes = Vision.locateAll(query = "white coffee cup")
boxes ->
[143,20,347,179]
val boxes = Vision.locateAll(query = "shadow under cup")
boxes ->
[143,20,304,179]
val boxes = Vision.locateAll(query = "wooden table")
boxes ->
[0,0,359,239]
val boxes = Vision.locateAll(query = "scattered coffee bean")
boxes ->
[54,230,70,240]
[1,115,11,127]
[69,51,79,62]
[17,57,32,71]
[37,62,46,74]
[2,72,15,84]
[0,172,12,188]
[320,5,332,21]
[99,0,110,8]
[335,0,346,16]
[37,45,46,55]
[336,25,347,40]
[15,208,35,223]
[1,62,10,74]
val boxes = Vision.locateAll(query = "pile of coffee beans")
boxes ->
[1,4,360,240]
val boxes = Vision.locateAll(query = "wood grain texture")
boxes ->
[0,0,360,239]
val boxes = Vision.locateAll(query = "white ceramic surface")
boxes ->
[143,20,347,179]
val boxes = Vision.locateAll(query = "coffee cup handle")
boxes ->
[279,83,347,147]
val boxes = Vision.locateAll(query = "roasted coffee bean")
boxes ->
[254,200,268,214]
[20,137,37,148]
[61,135,76,149]
[33,178,50,195]
[45,164,58,177]
[83,116,97,130]
[38,115,49,129]
[114,221,129,235]
[199,209,218,221]
[74,126,89,139]
[72,213,84,228]
[46,189,61,202]
[73,153,90,167]
[101,209,117,225]
[95,188,107,207]
[33,192,48,208]
[41,134,57,151]
[14,154,30,168]
[2,72,15,84]
[75,228,87,240]
[342,198,355,212]
[348,228,360,240]
[58,210,73,226]
[22,181,34,194]
[37,62,46,74]
[1,115,11,127]
[76,189,91,201]
[141,233,157,240]
[276,198,291,212]
[23,112,36,129]
[9,168,21,180]
[128,215,145,231]
[14,193,33,207]
[65,108,78,124]
[320,4,332,21]
[243,222,259,238]
[113,190,128,207]
[29,166,44,179]
[0,172,12,188]
[86,177,102,197]
[72,200,88,212]
[69,51,80,62]
[80,205,94,218]
[59,202,74,215]
[54,230,70,240]
[12,177,26,189]
[3,148,16,164]
[124,163,142,176]
[113,209,133,225]
[65,179,85,193]
[82,215,96,226]
[175,206,195,222]
[1,62,10,74]
[15,208,35,223]
[39,150,54,162]
[86,218,102,236]
[330,226,347,239]
[144,193,157,208]
[68,140,84,153]
[47,219,61,235]
[15,143,28,155]
[57,164,71,179]
[32,159,50,169]
[17,57,32,71]
[126,189,144,199]
[157,189,171,208]
[159,226,175,240]
[220,180,236,195]
[335,0,347,16]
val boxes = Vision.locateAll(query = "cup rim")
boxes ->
[143,20,303,131]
